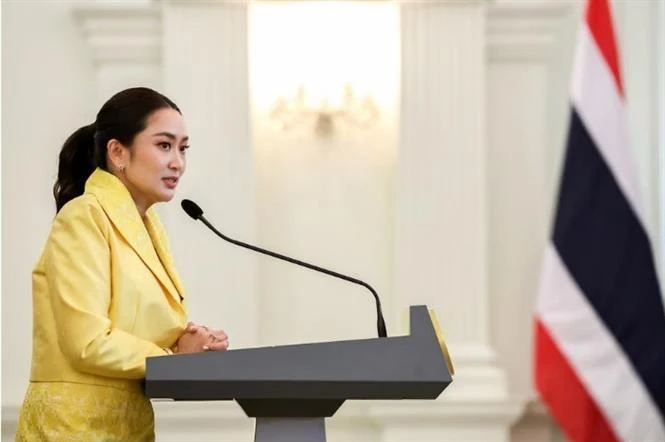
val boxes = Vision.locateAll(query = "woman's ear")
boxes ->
[106,139,128,171]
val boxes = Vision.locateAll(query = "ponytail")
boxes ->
[53,123,99,213]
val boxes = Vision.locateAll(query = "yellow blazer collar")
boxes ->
[84,168,186,308]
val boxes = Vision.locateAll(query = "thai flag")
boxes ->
[533,0,665,441]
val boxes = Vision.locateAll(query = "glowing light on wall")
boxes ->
[249,1,399,136]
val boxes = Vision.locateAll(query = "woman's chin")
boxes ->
[156,190,176,203]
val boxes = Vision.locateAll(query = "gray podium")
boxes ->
[144,305,454,442]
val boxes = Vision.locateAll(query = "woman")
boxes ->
[15,87,227,441]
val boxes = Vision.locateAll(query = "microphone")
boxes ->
[181,199,388,338]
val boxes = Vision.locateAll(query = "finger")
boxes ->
[206,333,222,341]
[196,329,213,339]
[185,322,200,333]
[206,333,228,344]
[208,333,227,343]
[207,339,229,351]
[211,330,228,340]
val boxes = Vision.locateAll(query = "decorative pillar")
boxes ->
[382,1,519,440]
[486,3,570,441]
[73,2,258,440]
[74,0,258,350]
[159,0,258,349]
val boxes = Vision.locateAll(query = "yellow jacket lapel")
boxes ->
[85,169,185,307]
[144,209,187,304]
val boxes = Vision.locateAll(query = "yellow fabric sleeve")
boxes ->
[45,200,169,379]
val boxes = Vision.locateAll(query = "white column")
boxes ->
[384,1,518,440]
[160,0,258,348]
[75,1,259,351]
[158,1,257,440]
[486,3,570,441]
[71,2,258,440]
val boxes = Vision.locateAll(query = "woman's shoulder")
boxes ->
[35,195,111,270]
[53,193,110,232]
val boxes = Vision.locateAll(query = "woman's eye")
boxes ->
[180,145,190,153]
[158,142,171,150]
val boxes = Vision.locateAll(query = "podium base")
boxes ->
[254,417,326,442]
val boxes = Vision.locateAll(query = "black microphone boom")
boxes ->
[181,199,388,338]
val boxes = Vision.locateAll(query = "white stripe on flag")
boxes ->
[536,244,665,442]
[571,25,646,228]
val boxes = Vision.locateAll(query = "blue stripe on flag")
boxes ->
[552,109,665,417]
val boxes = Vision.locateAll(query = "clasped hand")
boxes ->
[175,322,229,354]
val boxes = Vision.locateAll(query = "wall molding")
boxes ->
[72,5,161,65]
[487,3,571,62]
[72,2,572,66]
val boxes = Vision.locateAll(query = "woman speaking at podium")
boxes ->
[15,87,228,441]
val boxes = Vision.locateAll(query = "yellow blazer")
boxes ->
[28,168,188,393]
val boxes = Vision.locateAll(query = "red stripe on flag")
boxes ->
[534,319,619,442]
[585,0,624,96]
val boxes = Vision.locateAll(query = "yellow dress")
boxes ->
[16,383,154,442]
[15,169,188,441]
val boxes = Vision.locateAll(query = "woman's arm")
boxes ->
[45,199,171,379]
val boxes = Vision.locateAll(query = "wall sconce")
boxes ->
[269,83,379,136]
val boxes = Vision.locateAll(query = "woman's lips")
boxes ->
[162,177,178,189]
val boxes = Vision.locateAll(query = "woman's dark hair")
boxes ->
[53,87,181,212]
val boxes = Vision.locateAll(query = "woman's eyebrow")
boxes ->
[152,132,189,142]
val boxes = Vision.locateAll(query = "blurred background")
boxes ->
[2,0,663,441]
